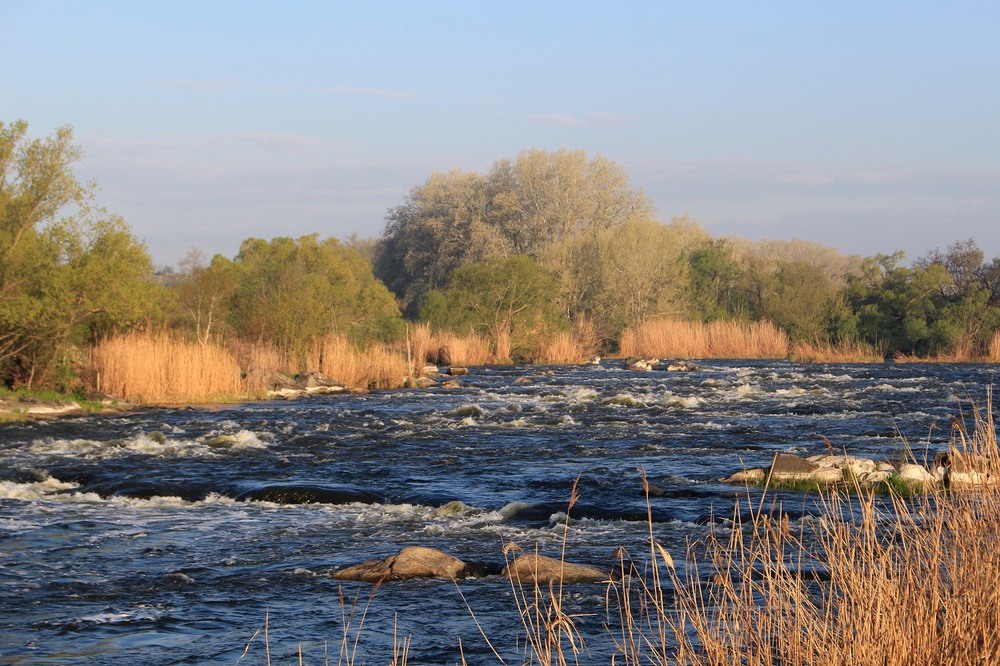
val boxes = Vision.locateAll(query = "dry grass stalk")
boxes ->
[87,330,259,403]
[620,319,789,359]
[606,393,1000,666]
[537,318,600,365]
[307,333,407,390]
[990,331,1000,362]
[408,322,435,375]
[791,339,885,363]
[430,330,495,367]
[499,479,589,665]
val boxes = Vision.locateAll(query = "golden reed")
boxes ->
[87,330,258,404]
[619,319,790,359]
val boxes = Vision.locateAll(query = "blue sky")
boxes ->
[4,1,998,267]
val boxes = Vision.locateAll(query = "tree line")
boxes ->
[2,120,998,390]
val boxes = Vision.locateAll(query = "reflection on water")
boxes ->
[0,360,992,664]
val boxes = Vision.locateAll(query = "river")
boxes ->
[0,360,994,664]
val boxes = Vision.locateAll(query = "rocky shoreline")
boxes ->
[721,449,998,491]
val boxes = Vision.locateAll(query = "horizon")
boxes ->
[4,1,998,267]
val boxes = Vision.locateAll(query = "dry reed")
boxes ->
[991,331,1000,363]
[619,319,789,359]
[307,333,408,390]
[87,330,260,403]
[791,339,886,363]
[426,330,495,367]
[608,393,1000,666]
[536,317,600,365]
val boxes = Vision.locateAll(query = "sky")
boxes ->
[3,1,998,268]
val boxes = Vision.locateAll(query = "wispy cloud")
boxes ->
[523,112,639,128]
[315,86,414,99]
[153,79,245,92]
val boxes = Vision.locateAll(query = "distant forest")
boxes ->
[3,119,999,391]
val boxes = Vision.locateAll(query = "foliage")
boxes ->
[0,120,160,389]
[374,149,655,317]
[226,235,404,364]
[422,255,567,361]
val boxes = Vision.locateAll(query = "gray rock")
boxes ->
[768,453,818,481]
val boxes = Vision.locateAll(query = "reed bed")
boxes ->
[536,317,600,365]
[307,333,408,390]
[608,395,1000,666]
[991,331,1000,362]
[232,340,295,375]
[619,319,790,359]
[791,339,886,363]
[424,330,495,367]
[87,330,259,403]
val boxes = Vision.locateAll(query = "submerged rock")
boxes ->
[502,553,608,584]
[334,546,470,582]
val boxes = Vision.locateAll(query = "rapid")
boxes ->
[0,360,993,664]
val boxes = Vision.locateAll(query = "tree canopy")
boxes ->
[0,120,158,388]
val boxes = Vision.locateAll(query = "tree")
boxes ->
[172,247,238,345]
[0,120,159,388]
[373,149,655,316]
[757,260,850,343]
[228,235,403,363]
[422,255,566,361]
[845,252,953,355]
[686,240,743,321]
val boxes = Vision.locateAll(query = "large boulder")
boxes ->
[899,463,935,485]
[768,453,818,481]
[502,553,608,584]
[333,546,470,582]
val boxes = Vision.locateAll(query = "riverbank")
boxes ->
[0,389,127,422]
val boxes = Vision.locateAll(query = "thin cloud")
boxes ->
[315,86,414,99]
[523,112,638,128]
[153,79,245,92]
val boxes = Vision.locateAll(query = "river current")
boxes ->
[0,360,995,664]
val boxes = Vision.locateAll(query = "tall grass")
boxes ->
[306,333,408,390]
[87,330,261,403]
[608,394,1000,666]
[423,329,495,367]
[619,319,790,359]
[791,339,886,363]
[991,331,1000,362]
[537,317,600,365]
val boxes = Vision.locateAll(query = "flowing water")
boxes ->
[0,360,994,664]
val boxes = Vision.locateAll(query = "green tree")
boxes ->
[422,255,566,361]
[0,120,159,388]
[686,240,743,321]
[229,235,403,363]
[757,261,851,343]
[845,252,952,355]
[172,247,238,345]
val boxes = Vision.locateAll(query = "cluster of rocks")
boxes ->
[721,449,998,490]
[333,546,608,584]
[262,366,469,399]
[408,365,467,390]
[624,357,700,372]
